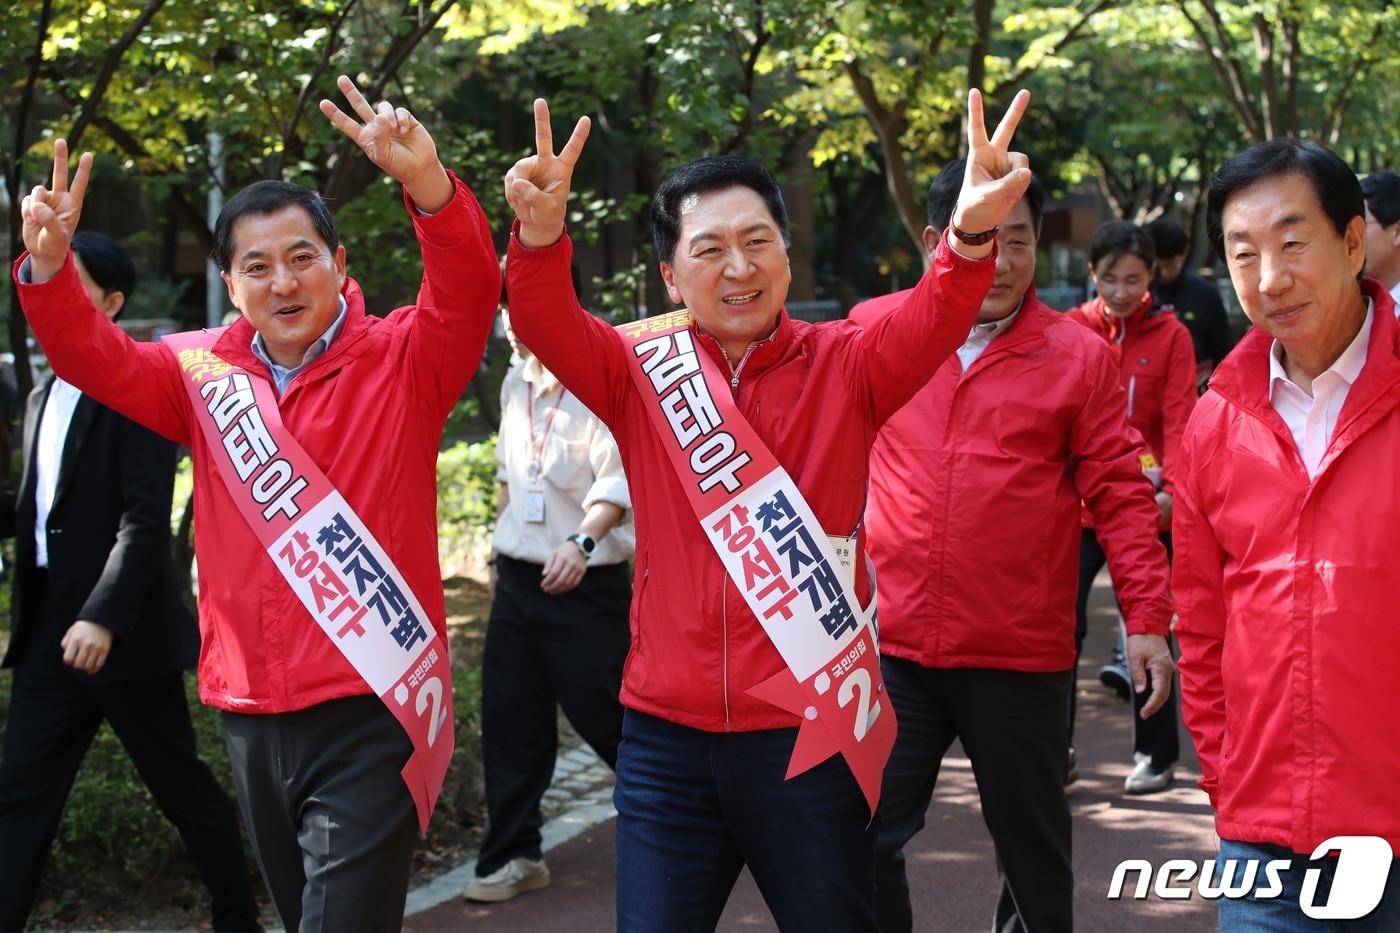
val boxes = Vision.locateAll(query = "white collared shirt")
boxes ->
[249,296,349,394]
[1389,280,1400,314]
[1268,300,1373,479]
[956,304,1022,369]
[34,376,84,567]
[492,353,634,566]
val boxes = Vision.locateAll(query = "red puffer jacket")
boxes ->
[851,290,1170,671]
[506,228,991,731]
[1174,281,1400,853]
[14,175,500,713]
[1066,295,1197,497]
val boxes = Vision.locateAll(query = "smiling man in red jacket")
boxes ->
[1177,140,1400,929]
[502,92,1031,931]
[851,161,1174,933]
[14,77,501,932]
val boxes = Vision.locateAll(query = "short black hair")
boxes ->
[651,155,790,264]
[71,231,136,320]
[1207,139,1364,261]
[1090,220,1155,270]
[213,180,340,273]
[1146,218,1189,259]
[1361,171,1400,227]
[926,158,1044,235]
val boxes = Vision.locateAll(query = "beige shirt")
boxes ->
[1268,300,1373,479]
[493,353,634,565]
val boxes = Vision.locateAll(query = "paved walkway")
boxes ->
[405,574,1221,931]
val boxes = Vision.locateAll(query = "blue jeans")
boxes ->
[1217,839,1400,932]
[613,710,878,932]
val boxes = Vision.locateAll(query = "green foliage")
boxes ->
[436,434,498,576]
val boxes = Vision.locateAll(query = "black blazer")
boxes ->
[0,375,196,682]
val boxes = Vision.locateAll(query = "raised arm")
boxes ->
[854,89,1033,424]
[320,75,501,421]
[16,140,189,442]
[502,100,630,423]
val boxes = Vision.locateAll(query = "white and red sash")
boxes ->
[163,329,452,832]
[616,311,896,814]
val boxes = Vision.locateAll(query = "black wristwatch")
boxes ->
[567,533,596,557]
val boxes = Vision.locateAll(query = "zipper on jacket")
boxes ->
[1127,374,1137,418]
[721,586,732,727]
[728,344,759,395]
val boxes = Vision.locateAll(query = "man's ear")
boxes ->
[222,271,239,310]
[1345,214,1367,279]
[334,244,347,286]
[659,262,682,305]
[922,226,941,262]
[101,290,126,321]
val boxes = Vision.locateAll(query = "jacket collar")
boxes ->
[963,286,1051,373]
[212,277,372,388]
[1084,291,1162,343]
[1209,278,1400,457]
[691,307,793,383]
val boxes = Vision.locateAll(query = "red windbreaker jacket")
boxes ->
[1174,280,1400,853]
[14,175,500,713]
[506,229,992,731]
[851,290,1171,671]
[1066,296,1197,498]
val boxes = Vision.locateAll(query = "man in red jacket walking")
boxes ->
[15,77,501,931]
[851,161,1174,932]
[1177,139,1400,929]
[502,91,1030,930]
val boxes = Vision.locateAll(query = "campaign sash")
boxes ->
[616,311,896,814]
[163,329,452,832]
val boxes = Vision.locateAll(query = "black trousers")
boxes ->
[476,555,630,877]
[222,694,418,933]
[1072,529,1180,770]
[875,657,1073,933]
[0,631,259,933]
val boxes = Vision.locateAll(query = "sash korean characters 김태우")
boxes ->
[13,76,501,932]
[501,90,1033,930]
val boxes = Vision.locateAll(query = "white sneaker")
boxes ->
[1124,758,1175,795]
[463,856,551,902]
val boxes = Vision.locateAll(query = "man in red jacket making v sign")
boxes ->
[502,91,1030,930]
[14,77,501,931]
[851,161,1174,932]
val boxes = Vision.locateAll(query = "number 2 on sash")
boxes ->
[838,668,883,742]
[416,676,449,746]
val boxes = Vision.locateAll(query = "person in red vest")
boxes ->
[852,161,1173,932]
[1067,221,1197,794]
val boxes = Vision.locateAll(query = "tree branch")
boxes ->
[270,0,362,179]
[66,0,170,150]
[1174,0,1262,141]
[7,0,55,407]
[1251,12,1278,139]
[997,0,1112,93]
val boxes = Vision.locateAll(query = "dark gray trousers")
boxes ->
[222,694,418,932]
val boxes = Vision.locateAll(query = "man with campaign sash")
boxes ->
[501,89,1032,930]
[13,76,501,931]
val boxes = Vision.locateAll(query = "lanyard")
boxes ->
[526,382,566,481]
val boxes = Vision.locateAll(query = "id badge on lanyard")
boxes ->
[524,384,564,524]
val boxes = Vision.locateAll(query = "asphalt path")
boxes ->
[408,574,1219,932]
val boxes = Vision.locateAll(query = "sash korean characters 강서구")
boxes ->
[163,330,452,831]
[616,310,896,813]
